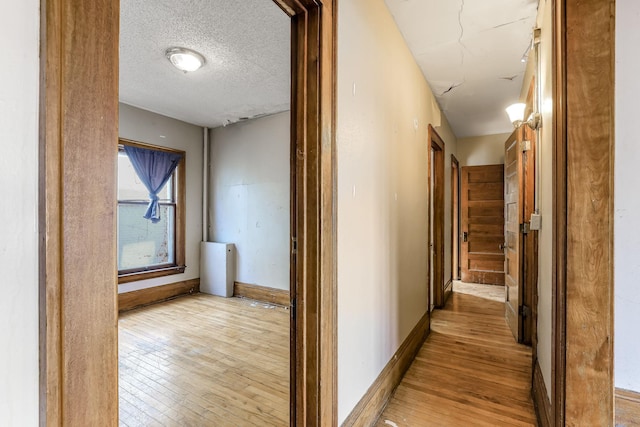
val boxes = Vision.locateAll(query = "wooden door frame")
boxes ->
[522,80,537,347]
[451,155,460,282]
[428,125,445,308]
[551,0,614,425]
[39,0,337,425]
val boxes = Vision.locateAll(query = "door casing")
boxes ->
[39,0,337,425]
[428,125,445,308]
[451,155,460,282]
[552,0,614,424]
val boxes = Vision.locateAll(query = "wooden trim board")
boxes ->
[443,278,453,306]
[341,311,430,426]
[552,0,567,423]
[554,0,615,425]
[450,154,460,281]
[39,0,119,424]
[234,281,290,306]
[118,279,200,312]
[428,125,445,308]
[532,360,552,427]
[522,81,538,347]
[616,388,640,426]
[278,1,338,424]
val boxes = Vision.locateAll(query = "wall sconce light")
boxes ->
[505,103,542,130]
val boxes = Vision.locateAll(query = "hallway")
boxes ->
[376,283,537,426]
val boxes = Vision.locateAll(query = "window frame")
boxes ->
[117,138,186,284]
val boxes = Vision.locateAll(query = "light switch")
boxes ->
[530,213,542,230]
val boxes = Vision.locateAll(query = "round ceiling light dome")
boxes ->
[165,47,205,72]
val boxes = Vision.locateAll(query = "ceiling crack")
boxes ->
[492,16,530,30]
[457,0,467,81]
[441,82,463,96]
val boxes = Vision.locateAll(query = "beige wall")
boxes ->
[336,0,457,421]
[525,0,554,399]
[457,133,510,167]
[209,112,290,291]
[118,103,204,294]
[0,1,40,425]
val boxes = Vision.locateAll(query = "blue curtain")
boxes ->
[123,145,183,223]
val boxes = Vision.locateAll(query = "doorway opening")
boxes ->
[39,0,336,424]
[116,3,293,422]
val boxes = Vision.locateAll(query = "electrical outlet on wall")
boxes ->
[530,213,542,230]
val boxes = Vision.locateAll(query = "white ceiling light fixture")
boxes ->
[165,47,205,72]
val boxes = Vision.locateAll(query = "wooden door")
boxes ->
[504,130,524,341]
[460,164,505,285]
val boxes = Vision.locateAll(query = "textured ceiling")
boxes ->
[385,0,538,138]
[119,0,290,128]
[121,0,536,136]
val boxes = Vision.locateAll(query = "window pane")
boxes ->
[118,151,172,201]
[118,203,175,270]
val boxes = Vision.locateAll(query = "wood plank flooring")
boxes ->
[118,294,289,426]
[376,284,537,426]
[616,388,640,427]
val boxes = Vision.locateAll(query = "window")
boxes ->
[117,139,186,283]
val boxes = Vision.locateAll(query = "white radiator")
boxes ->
[200,242,235,297]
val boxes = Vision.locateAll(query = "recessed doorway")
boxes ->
[39,0,337,424]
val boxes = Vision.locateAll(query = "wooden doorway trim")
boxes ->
[451,155,460,282]
[522,80,537,347]
[275,1,338,424]
[39,0,120,424]
[428,125,445,308]
[39,0,337,425]
[552,0,614,424]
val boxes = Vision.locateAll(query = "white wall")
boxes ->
[532,0,554,399]
[118,103,203,293]
[337,0,457,422]
[0,2,40,426]
[457,133,510,167]
[208,112,290,291]
[615,0,640,393]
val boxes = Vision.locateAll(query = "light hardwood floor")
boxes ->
[118,294,289,426]
[376,283,537,426]
[616,388,640,427]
